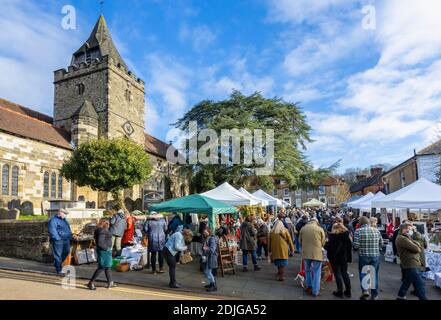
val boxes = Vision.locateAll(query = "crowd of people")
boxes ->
[47,206,430,299]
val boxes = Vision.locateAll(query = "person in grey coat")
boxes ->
[202,228,219,292]
[144,212,168,274]
[109,209,128,256]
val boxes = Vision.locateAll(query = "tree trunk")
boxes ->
[111,190,126,211]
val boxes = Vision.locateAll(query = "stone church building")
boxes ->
[0,15,188,215]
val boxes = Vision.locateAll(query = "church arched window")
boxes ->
[51,173,56,198]
[58,175,63,199]
[2,164,9,195]
[43,172,49,198]
[11,166,19,196]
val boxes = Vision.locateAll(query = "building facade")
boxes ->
[273,177,349,208]
[0,16,188,214]
[382,139,441,194]
[348,167,385,196]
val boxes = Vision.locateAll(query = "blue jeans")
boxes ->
[52,240,70,273]
[204,264,216,285]
[294,235,301,253]
[242,249,257,266]
[304,259,322,295]
[398,268,427,300]
[358,255,380,297]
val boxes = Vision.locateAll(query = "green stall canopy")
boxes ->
[149,194,237,231]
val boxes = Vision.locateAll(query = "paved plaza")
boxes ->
[0,253,439,300]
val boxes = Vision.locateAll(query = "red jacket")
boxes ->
[122,215,137,245]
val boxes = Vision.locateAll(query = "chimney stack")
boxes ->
[370,167,383,176]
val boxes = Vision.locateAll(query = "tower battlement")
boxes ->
[54,55,144,87]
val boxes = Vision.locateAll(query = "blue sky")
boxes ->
[1,0,441,172]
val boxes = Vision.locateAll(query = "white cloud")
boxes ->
[267,0,352,24]
[0,0,81,114]
[179,24,216,52]
[201,57,274,98]
[144,53,191,120]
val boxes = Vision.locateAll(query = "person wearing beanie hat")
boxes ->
[48,208,72,275]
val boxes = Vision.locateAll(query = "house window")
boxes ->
[284,198,291,205]
[319,185,325,194]
[77,83,85,95]
[58,175,63,199]
[295,189,301,196]
[319,197,327,204]
[2,164,10,195]
[307,187,313,195]
[51,173,57,198]
[400,171,406,188]
[284,188,290,196]
[11,166,19,196]
[295,198,302,208]
[331,185,337,193]
[328,197,336,205]
[43,172,49,198]
[273,189,278,196]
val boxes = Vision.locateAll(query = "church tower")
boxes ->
[53,15,145,147]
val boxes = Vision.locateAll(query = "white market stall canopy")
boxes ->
[347,192,375,207]
[252,189,284,206]
[238,187,269,206]
[201,182,261,206]
[351,192,386,210]
[372,178,441,209]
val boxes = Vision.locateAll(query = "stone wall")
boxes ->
[53,58,109,135]
[0,218,98,262]
[0,132,72,214]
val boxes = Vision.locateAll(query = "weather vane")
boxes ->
[99,0,104,14]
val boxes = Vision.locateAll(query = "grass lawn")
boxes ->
[18,215,48,221]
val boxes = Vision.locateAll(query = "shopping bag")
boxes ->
[74,247,97,265]
[180,251,193,264]
[321,261,333,283]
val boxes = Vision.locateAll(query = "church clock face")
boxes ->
[122,121,135,136]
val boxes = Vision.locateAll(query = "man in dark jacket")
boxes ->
[109,210,128,256]
[48,208,72,275]
[396,223,428,300]
[240,215,260,272]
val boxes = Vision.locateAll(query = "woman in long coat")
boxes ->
[268,220,294,281]
[324,220,352,298]
[87,218,116,290]
[144,212,167,274]
[202,228,219,292]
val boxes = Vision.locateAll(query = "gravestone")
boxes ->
[20,201,34,216]
[105,200,116,210]
[0,208,20,220]
[8,199,20,210]
[86,201,96,209]
[41,200,50,215]
[124,198,134,212]
[134,198,142,211]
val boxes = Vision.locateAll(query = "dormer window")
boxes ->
[77,83,85,95]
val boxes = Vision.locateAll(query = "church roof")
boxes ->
[144,133,185,162]
[0,99,72,150]
[0,98,179,160]
[72,15,128,69]
[73,100,98,119]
